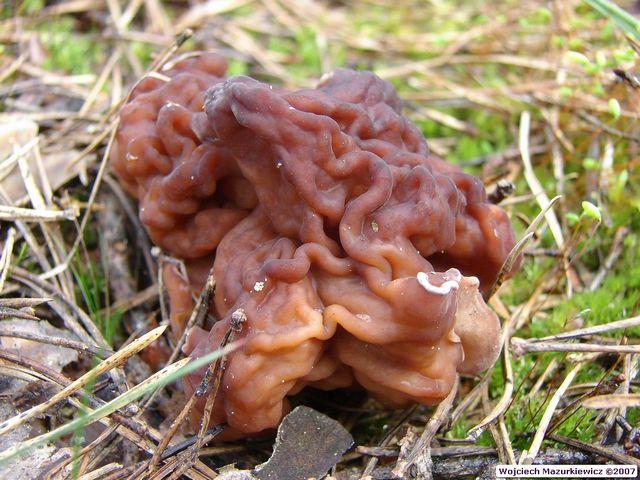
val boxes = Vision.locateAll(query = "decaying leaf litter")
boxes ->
[0,0,639,478]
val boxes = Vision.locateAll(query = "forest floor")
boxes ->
[0,0,639,479]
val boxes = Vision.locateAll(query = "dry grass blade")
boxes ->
[0,349,163,460]
[519,363,582,465]
[64,122,116,267]
[174,0,252,32]
[67,118,119,169]
[0,325,166,437]
[0,341,239,469]
[0,356,189,467]
[466,312,515,441]
[0,227,15,292]
[519,111,564,249]
[0,307,39,320]
[0,294,49,319]
[487,195,562,299]
[497,413,516,465]
[589,226,628,291]
[0,136,39,178]
[11,266,108,347]
[526,357,558,401]
[487,231,533,300]
[408,105,478,135]
[0,204,79,221]
[582,394,640,409]
[0,297,51,308]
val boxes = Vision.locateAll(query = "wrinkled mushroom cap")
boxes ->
[111,53,518,437]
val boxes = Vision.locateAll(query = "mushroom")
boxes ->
[111,53,520,437]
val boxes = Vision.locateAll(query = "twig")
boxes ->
[194,309,246,445]
[548,433,640,466]
[530,314,640,343]
[361,405,419,477]
[392,377,459,478]
[511,338,640,358]
[147,308,244,475]
[159,427,225,461]
[158,265,215,373]
[358,444,496,459]
[0,350,160,459]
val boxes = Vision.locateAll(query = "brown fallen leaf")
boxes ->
[253,406,354,480]
[0,319,79,371]
[0,120,86,204]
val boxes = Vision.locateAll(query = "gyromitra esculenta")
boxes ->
[111,53,519,437]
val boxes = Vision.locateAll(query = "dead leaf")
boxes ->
[0,120,86,205]
[217,465,258,480]
[0,392,72,479]
[0,319,79,371]
[253,406,353,480]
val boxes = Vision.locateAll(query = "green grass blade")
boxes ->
[584,0,640,41]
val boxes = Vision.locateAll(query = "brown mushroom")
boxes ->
[111,53,520,437]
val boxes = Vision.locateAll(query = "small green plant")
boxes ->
[71,256,123,346]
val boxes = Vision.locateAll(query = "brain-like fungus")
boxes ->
[111,53,519,438]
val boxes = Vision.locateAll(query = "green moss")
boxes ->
[39,17,105,75]
[18,0,45,15]
[227,58,249,76]
[131,41,155,67]
[488,353,607,450]
[293,27,322,74]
